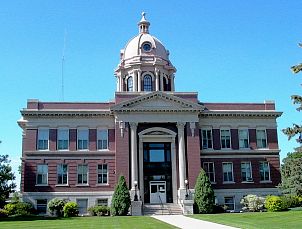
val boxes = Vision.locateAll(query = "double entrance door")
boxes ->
[150,181,166,204]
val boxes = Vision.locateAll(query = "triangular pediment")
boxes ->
[110,92,204,113]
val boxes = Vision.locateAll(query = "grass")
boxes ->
[0,216,177,229]
[191,210,302,229]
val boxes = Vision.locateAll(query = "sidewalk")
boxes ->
[152,215,238,229]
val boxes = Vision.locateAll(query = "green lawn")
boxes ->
[0,216,177,229]
[191,211,302,229]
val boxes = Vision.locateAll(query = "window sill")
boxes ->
[97,149,109,151]
[241,181,254,184]
[223,182,235,184]
[37,149,49,151]
[57,149,69,151]
[96,184,109,186]
[35,184,48,187]
[78,149,89,151]
[76,184,90,187]
[260,181,272,183]
[55,184,69,187]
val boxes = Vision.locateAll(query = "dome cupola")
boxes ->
[115,13,176,93]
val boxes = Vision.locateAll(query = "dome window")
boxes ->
[127,76,133,92]
[142,42,152,52]
[143,75,152,91]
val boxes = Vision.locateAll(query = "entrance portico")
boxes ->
[111,91,204,203]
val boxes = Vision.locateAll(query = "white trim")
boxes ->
[97,163,109,185]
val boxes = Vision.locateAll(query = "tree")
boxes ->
[0,154,16,208]
[194,169,215,214]
[279,151,302,195]
[110,175,131,216]
[283,43,302,144]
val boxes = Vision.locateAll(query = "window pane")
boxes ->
[143,75,152,91]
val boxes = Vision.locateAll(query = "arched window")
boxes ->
[143,75,152,91]
[127,76,133,92]
[163,77,170,91]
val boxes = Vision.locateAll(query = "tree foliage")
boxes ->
[283,43,302,143]
[194,169,215,214]
[279,151,302,195]
[0,154,16,208]
[110,175,131,216]
[47,198,67,217]
[240,194,265,212]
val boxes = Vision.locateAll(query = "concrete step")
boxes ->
[144,204,183,215]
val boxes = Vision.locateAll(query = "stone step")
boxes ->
[143,204,183,215]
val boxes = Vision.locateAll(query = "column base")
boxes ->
[131,200,143,216]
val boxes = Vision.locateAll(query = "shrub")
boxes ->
[265,195,283,212]
[63,202,78,217]
[47,198,67,217]
[111,175,131,216]
[4,202,35,216]
[0,209,8,218]
[240,194,265,212]
[280,195,302,209]
[88,205,110,216]
[194,169,215,214]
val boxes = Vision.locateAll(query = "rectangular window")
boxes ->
[256,130,267,148]
[36,164,48,185]
[202,129,212,149]
[220,129,231,148]
[97,164,108,184]
[37,129,49,150]
[36,199,47,214]
[57,164,68,185]
[203,162,215,182]
[57,129,69,150]
[241,162,253,182]
[77,129,89,150]
[224,197,235,211]
[97,129,108,150]
[239,129,249,148]
[97,199,108,206]
[77,164,88,184]
[223,162,234,182]
[260,161,271,181]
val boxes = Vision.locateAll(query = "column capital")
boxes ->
[177,122,186,130]
[129,122,138,129]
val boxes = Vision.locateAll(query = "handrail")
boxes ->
[157,192,164,215]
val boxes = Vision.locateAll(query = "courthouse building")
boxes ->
[18,13,282,214]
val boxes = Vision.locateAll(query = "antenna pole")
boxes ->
[61,30,67,101]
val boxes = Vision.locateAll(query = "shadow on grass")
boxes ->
[0,215,77,222]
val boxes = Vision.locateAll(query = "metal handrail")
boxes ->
[157,192,164,215]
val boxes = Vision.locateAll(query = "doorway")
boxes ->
[150,181,166,204]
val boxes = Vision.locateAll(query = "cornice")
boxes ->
[21,110,112,118]
[200,110,282,118]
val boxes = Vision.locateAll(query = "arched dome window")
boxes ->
[127,76,133,92]
[143,75,152,91]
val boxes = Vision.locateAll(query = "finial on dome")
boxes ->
[138,12,150,34]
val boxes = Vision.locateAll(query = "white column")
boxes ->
[116,77,120,92]
[133,71,137,92]
[137,70,141,92]
[155,70,159,91]
[171,75,175,92]
[130,122,138,190]
[177,122,186,189]
[160,73,164,91]
[119,76,123,92]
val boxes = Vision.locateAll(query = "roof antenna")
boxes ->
[61,29,67,101]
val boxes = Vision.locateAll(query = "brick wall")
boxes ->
[186,123,201,189]
[23,159,115,192]
[201,157,281,189]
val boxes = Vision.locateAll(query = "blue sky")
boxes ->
[1,1,301,189]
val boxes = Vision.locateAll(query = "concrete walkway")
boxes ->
[152,215,238,229]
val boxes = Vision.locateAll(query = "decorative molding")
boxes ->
[200,111,282,118]
[110,91,204,113]
[21,110,112,118]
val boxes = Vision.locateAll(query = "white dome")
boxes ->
[123,33,169,61]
